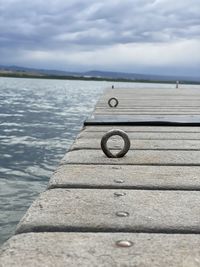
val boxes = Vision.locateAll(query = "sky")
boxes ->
[0,0,200,76]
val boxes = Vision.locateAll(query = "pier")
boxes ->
[1,86,200,266]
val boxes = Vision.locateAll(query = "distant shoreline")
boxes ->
[0,72,200,85]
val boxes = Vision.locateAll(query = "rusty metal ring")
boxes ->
[101,129,130,158]
[108,97,118,107]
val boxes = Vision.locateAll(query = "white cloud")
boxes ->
[22,39,199,71]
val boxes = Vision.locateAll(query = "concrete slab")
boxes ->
[98,100,200,103]
[15,189,200,234]
[48,164,200,190]
[85,112,200,126]
[83,126,200,132]
[94,110,200,115]
[95,91,200,120]
[103,88,200,94]
[96,107,200,110]
[97,105,200,109]
[1,233,200,267]
[97,101,200,105]
[61,149,200,165]
[97,103,200,107]
[71,138,200,150]
[77,131,200,140]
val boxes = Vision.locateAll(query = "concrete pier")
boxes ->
[1,86,200,266]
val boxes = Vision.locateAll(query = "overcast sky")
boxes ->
[0,0,199,76]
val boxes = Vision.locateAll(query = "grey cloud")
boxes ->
[0,0,199,75]
[0,0,199,50]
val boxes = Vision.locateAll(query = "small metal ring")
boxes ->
[108,97,118,107]
[101,129,130,158]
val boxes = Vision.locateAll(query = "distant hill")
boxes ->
[0,65,79,76]
[84,70,200,83]
[0,65,199,83]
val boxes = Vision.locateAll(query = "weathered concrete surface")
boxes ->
[16,189,200,234]
[100,87,200,95]
[86,115,200,125]
[97,102,200,105]
[48,164,200,190]
[61,149,200,165]
[1,233,200,267]
[2,86,200,266]
[71,138,200,150]
[96,105,200,109]
[97,101,200,107]
[98,88,200,98]
[94,109,200,115]
[83,126,200,132]
[77,131,200,139]
[95,111,200,114]
[95,108,200,111]
[86,87,200,123]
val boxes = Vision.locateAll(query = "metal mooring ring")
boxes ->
[101,129,130,158]
[108,97,118,107]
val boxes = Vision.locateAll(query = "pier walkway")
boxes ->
[1,87,200,266]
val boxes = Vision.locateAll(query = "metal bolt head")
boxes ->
[116,211,129,217]
[114,179,124,184]
[114,192,126,197]
[116,240,133,248]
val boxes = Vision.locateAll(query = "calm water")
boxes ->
[0,78,198,246]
